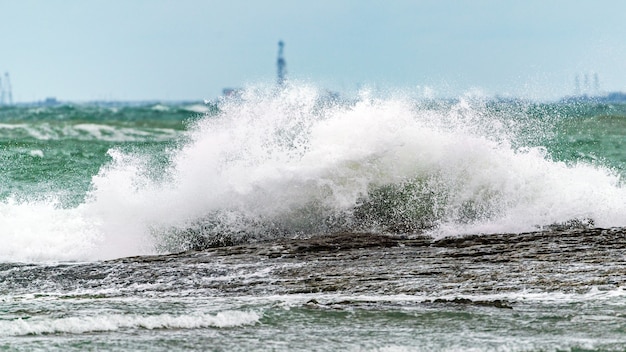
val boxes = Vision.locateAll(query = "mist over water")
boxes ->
[1,84,626,262]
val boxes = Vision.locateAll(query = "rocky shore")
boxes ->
[109,227,626,300]
[5,227,625,306]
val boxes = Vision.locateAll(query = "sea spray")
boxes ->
[98,85,625,253]
[0,197,100,262]
[1,85,626,261]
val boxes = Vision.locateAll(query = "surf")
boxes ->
[1,84,625,262]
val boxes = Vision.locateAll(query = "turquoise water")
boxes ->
[4,295,626,351]
[1,86,626,350]
[0,103,207,205]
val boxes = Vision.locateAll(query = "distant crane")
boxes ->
[277,41,287,87]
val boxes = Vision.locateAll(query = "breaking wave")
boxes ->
[0,310,260,336]
[0,122,180,142]
[95,85,626,253]
[1,84,626,261]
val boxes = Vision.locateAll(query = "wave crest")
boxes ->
[137,86,626,251]
[3,85,626,261]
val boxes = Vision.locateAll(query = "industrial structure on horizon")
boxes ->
[0,72,13,105]
[222,41,287,97]
[574,72,600,97]
[276,40,286,87]
[565,72,626,103]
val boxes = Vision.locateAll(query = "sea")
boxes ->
[1,84,626,351]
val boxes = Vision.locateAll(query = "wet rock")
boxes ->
[431,298,513,309]
[7,228,626,301]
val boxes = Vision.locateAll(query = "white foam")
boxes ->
[0,123,56,140]
[151,104,170,111]
[0,198,100,262]
[29,149,44,158]
[0,122,179,142]
[144,86,626,237]
[71,123,179,142]
[183,104,212,113]
[2,84,626,262]
[0,310,260,336]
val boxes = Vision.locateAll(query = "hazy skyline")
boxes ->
[1,0,626,102]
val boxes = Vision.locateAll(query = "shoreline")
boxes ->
[105,227,626,298]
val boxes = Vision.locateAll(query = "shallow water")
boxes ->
[2,230,626,351]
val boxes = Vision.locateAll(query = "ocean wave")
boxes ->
[0,310,260,336]
[2,84,626,261]
[0,122,180,142]
[141,85,626,251]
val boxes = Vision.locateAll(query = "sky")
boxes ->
[1,0,626,102]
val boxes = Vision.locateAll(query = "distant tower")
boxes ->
[593,72,600,95]
[574,74,581,96]
[277,41,287,87]
[4,73,12,105]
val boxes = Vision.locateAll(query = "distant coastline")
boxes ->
[2,90,626,108]
[3,97,206,108]
[560,91,626,104]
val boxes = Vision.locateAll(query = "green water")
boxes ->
[543,102,626,174]
[0,103,209,204]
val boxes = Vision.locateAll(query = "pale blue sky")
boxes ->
[1,0,625,102]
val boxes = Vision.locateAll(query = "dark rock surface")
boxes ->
[3,228,625,301]
[116,227,626,296]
